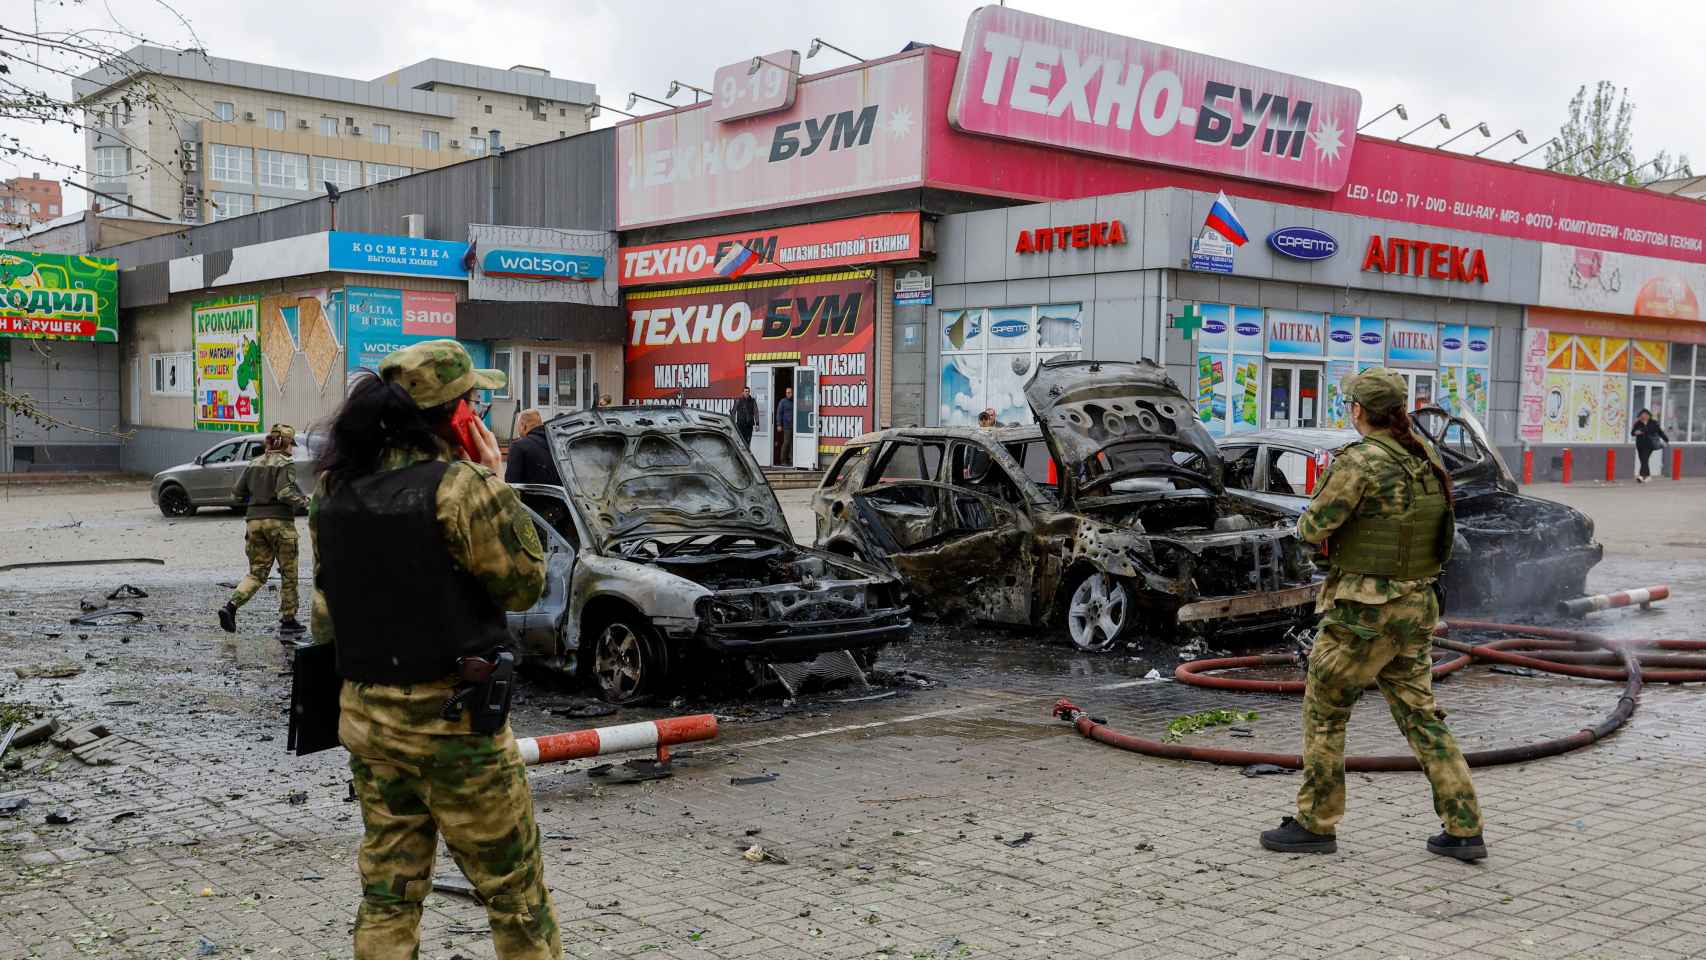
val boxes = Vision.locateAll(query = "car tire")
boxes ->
[588,614,668,705]
[158,485,197,518]
[1065,571,1137,652]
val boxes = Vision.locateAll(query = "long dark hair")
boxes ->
[317,371,453,493]
[1362,404,1454,500]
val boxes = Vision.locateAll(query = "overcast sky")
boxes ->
[10,0,1705,217]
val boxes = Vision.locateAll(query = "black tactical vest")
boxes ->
[315,460,510,684]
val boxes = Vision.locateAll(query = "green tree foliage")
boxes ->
[1545,81,1692,184]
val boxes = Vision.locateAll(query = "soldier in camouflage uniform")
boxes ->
[309,340,561,958]
[1261,368,1487,862]
[219,423,309,634]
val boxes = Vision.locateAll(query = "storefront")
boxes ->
[619,214,924,467]
[0,249,123,472]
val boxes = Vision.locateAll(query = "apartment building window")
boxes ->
[484,104,493,114]
[319,116,339,137]
[371,123,391,144]
[366,162,411,185]
[210,191,254,220]
[255,195,297,212]
[151,352,193,396]
[30,202,41,213]
[214,101,235,122]
[466,136,487,157]
[257,149,309,190]
[209,144,252,184]
[48,203,59,214]
[94,145,130,180]
[265,108,285,130]
[311,156,361,192]
[420,130,441,150]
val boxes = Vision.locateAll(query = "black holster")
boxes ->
[441,648,516,735]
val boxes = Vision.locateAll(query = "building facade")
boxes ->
[72,46,596,224]
[0,175,63,228]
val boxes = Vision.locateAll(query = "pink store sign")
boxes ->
[947,6,1362,192]
[616,53,926,229]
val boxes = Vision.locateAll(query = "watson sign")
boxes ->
[948,6,1361,191]
[1267,226,1338,261]
[481,249,603,281]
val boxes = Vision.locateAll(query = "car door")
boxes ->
[506,485,580,660]
[1220,443,1260,491]
[848,438,946,556]
[187,439,244,504]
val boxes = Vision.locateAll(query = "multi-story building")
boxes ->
[0,174,64,228]
[71,46,596,223]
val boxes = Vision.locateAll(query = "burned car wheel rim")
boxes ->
[1068,574,1129,652]
[594,622,650,703]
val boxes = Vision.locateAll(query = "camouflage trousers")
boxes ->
[1297,589,1483,838]
[339,679,561,960]
[228,519,298,617]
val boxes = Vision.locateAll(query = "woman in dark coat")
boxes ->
[1630,408,1670,483]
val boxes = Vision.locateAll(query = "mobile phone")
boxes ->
[448,399,482,459]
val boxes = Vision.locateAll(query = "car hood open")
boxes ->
[1023,358,1223,498]
[548,406,793,550]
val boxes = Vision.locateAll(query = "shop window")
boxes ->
[1194,304,1265,436]
[150,352,193,396]
[1436,325,1493,422]
[1537,333,1630,444]
[492,350,512,399]
[939,303,1082,426]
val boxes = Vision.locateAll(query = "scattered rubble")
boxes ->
[14,662,83,679]
[741,844,787,864]
[1241,764,1296,777]
[730,772,779,786]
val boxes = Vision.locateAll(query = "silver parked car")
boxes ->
[151,434,319,517]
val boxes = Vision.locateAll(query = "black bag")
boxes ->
[288,642,344,756]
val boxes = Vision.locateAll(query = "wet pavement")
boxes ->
[2,478,1704,958]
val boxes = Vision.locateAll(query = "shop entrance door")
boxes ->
[1395,370,1436,410]
[792,366,818,468]
[745,366,773,467]
[523,351,593,421]
[1631,381,1668,478]
[1265,364,1322,429]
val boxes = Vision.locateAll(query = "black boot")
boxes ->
[279,617,306,634]
[218,603,237,634]
[1260,816,1337,854]
[1427,830,1487,862]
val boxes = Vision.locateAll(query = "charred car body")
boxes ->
[1217,408,1602,613]
[813,359,1319,650]
[506,406,910,703]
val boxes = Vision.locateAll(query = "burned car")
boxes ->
[1217,408,1602,613]
[505,406,910,703]
[813,359,1319,651]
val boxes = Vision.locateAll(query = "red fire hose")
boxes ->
[1053,619,1706,772]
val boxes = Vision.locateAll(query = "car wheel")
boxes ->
[158,485,196,518]
[590,616,667,705]
[1066,572,1135,652]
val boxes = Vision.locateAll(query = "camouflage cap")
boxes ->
[379,339,506,409]
[267,423,297,443]
[1343,367,1409,416]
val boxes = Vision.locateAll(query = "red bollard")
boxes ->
[1561,448,1573,484]
[1675,447,1684,480]
[1606,448,1616,483]
[1522,449,1534,485]
[516,714,719,766]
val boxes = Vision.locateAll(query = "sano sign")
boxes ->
[948,7,1361,192]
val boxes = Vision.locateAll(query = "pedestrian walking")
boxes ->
[977,407,998,428]
[774,386,795,466]
[310,339,560,958]
[218,423,309,634]
[505,407,563,486]
[1260,367,1486,862]
[1631,408,1669,483]
[732,387,758,449]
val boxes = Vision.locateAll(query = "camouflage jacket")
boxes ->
[233,450,308,520]
[1297,431,1447,611]
[308,439,546,645]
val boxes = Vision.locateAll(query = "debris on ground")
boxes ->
[1490,665,1544,678]
[14,662,83,680]
[432,874,483,902]
[286,790,308,805]
[195,936,222,956]
[45,809,78,825]
[0,557,165,573]
[1164,708,1259,742]
[999,831,1036,848]
[0,796,30,815]
[69,610,145,627]
[1241,764,1296,777]
[106,584,148,600]
[51,721,110,750]
[1143,668,1163,680]
[78,598,106,613]
[730,772,779,786]
[741,844,787,864]
[550,700,619,720]
[0,722,16,761]
[586,759,672,784]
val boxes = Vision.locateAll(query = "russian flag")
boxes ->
[713,243,760,278]
[1203,191,1248,247]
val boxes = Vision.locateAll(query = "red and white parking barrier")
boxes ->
[516,714,719,766]
[1559,585,1670,618]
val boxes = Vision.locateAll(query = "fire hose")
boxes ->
[1055,620,1706,771]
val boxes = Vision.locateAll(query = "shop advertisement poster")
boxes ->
[616,56,926,228]
[469,224,618,305]
[1266,310,1325,358]
[894,268,934,305]
[1537,243,1704,318]
[939,303,1083,425]
[1519,328,1548,443]
[192,296,263,432]
[1435,325,1491,420]
[1386,319,1438,367]
[0,250,120,342]
[344,287,480,391]
[1195,304,1263,435]
[624,273,876,449]
[619,213,921,286]
[327,232,470,280]
[947,6,1362,192]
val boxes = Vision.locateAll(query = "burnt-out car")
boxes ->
[813,359,1319,651]
[506,406,910,703]
[1217,408,1603,613]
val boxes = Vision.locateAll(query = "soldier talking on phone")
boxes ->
[308,340,561,958]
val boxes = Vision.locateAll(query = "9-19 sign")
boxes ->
[709,50,801,123]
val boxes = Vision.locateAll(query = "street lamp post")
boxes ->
[1357,103,1407,131]
[1437,122,1492,150]
[1475,129,1529,157]
[1396,113,1450,142]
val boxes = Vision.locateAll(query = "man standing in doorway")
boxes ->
[775,387,795,467]
[733,387,758,450]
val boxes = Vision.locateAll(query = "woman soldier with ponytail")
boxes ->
[1260,368,1487,862]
